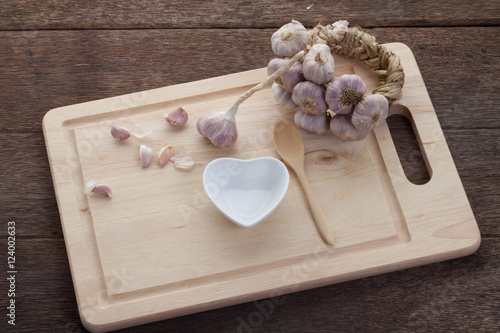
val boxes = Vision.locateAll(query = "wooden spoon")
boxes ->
[273,120,335,246]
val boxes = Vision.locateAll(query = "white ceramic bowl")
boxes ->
[203,157,289,227]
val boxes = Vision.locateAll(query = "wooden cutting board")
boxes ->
[43,43,480,332]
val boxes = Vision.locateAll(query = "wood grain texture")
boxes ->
[1,27,499,134]
[0,1,499,331]
[1,0,499,30]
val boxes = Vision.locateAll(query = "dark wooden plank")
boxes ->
[0,237,497,332]
[1,27,499,135]
[1,0,499,30]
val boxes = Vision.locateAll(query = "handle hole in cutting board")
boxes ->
[387,112,431,185]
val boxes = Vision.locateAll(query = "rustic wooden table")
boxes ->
[1,1,499,332]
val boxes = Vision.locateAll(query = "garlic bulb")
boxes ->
[329,114,369,141]
[110,122,130,141]
[165,107,188,127]
[196,111,238,148]
[267,58,304,92]
[139,144,153,168]
[272,83,298,111]
[291,81,328,116]
[294,110,329,134]
[325,74,366,114]
[351,94,389,132]
[302,44,335,85]
[271,20,309,57]
[196,51,305,148]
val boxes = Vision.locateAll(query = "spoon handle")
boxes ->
[296,171,335,246]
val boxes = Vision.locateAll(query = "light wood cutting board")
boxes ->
[43,43,480,333]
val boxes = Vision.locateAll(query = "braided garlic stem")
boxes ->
[309,22,404,102]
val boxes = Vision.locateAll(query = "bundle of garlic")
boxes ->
[196,19,404,146]
[270,19,404,141]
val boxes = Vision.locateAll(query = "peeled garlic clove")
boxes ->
[294,109,329,134]
[302,44,336,85]
[131,122,153,138]
[292,81,328,116]
[196,111,238,148]
[110,122,130,141]
[325,74,367,115]
[84,180,112,198]
[164,107,188,127]
[171,146,194,171]
[267,58,305,92]
[330,114,369,141]
[351,94,389,132]
[139,144,153,168]
[157,144,174,167]
[272,83,298,111]
[271,20,309,57]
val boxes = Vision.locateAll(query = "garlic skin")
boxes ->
[267,59,304,92]
[110,122,130,141]
[165,107,188,127]
[302,44,336,85]
[271,20,309,57]
[351,94,389,132]
[171,146,194,170]
[272,83,298,111]
[329,114,369,141]
[131,122,153,138]
[294,110,329,134]
[196,111,238,148]
[325,74,366,114]
[139,144,153,168]
[157,145,174,167]
[292,81,328,116]
[84,180,112,198]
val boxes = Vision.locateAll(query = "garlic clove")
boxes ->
[139,144,153,168]
[84,180,112,198]
[291,81,328,116]
[329,114,369,141]
[294,109,329,134]
[351,94,389,132]
[196,111,238,148]
[271,20,309,57]
[110,122,130,141]
[272,83,298,111]
[164,107,188,127]
[267,58,305,92]
[131,122,153,138]
[157,144,174,167]
[302,44,336,85]
[171,146,194,170]
[325,74,367,115]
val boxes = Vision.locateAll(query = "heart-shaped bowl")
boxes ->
[203,157,289,228]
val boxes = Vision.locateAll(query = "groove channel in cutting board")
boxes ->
[43,43,480,332]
